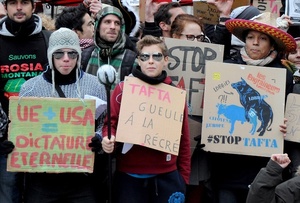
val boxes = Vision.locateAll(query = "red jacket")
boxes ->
[102,76,191,184]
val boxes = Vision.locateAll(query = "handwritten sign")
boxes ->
[164,37,224,116]
[7,97,95,173]
[193,0,251,25]
[285,93,300,143]
[116,77,186,155]
[252,0,281,16]
[201,61,286,157]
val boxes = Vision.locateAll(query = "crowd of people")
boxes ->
[0,0,299,202]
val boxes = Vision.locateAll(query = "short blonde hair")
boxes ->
[137,35,169,57]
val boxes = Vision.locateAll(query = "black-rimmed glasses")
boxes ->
[139,52,164,62]
[181,34,205,42]
[53,51,79,60]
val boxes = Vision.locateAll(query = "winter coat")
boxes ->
[246,159,300,203]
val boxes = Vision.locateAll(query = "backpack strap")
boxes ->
[120,49,137,81]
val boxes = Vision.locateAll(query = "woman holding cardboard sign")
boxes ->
[207,7,297,203]
[101,35,191,203]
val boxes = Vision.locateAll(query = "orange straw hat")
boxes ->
[225,12,296,52]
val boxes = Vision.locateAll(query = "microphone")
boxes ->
[97,64,117,87]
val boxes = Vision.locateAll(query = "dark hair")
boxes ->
[154,2,181,25]
[242,29,277,50]
[170,14,204,37]
[55,6,88,32]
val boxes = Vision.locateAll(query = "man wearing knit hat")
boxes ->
[86,6,138,87]
[0,0,51,202]
[17,27,107,203]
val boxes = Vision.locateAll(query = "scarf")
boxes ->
[5,15,36,37]
[132,66,167,85]
[240,47,277,66]
[43,65,80,85]
[80,38,94,49]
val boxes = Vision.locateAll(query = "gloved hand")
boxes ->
[0,140,15,155]
[88,136,103,153]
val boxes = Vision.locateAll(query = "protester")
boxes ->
[142,0,185,38]
[17,27,106,203]
[246,153,300,203]
[55,5,96,71]
[86,6,137,86]
[101,35,191,203]
[0,0,51,202]
[228,5,261,58]
[171,13,210,43]
[281,37,300,181]
[205,10,297,202]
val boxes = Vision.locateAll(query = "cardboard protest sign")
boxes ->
[193,0,251,25]
[7,97,95,173]
[164,37,224,116]
[116,77,186,155]
[201,61,286,157]
[285,93,300,143]
[252,0,281,16]
[285,0,300,26]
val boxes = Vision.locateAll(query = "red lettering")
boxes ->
[129,83,140,93]
[10,152,21,168]
[17,105,41,122]
[29,105,42,122]
[17,105,28,121]
[60,107,71,123]
[20,63,29,71]
[29,152,38,167]
[0,65,9,73]
[82,154,93,170]
[71,106,84,125]
[75,154,82,166]
[0,63,44,73]
[82,109,95,126]
[20,152,28,165]
[40,151,51,165]
[16,135,29,148]
[75,136,85,149]
[50,137,63,150]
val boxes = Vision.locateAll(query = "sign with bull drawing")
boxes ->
[201,61,286,157]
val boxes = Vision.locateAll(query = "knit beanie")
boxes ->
[230,6,261,20]
[47,27,82,70]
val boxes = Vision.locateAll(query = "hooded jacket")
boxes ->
[85,6,137,86]
[246,159,300,203]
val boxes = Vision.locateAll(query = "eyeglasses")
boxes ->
[139,52,164,62]
[181,34,205,42]
[53,51,79,60]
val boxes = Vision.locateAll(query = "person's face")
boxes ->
[244,30,274,60]
[0,3,6,19]
[288,46,300,68]
[99,14,121,42]
[175,22,204,42]
[138,45,168,78]
[76,13,94,40]
[5,0,34,23]
[53,48,78,75]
